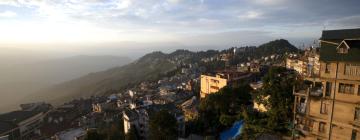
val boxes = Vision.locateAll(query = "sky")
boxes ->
[0,0,359,52]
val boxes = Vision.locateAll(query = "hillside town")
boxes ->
[1,28,360,140]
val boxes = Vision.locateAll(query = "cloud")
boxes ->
[251,0,287,5]
[0,0,18,6]
[0,0,359,46]
[113,0,132,9]
[238,11,263,20]
[0,11,17,18]
[325,15,360,27]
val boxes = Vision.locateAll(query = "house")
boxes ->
[123,109,139,135]
[180,96,199,121]
[0,110,46,140]
[54,128,86,140]
[123,104,186,139]
[293,28,360,140]
[200,70,252,98]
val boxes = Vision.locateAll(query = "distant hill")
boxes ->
[29,52,178,105]
[0,55,131,113]
[25,39,298,107]
[256,39,298,56]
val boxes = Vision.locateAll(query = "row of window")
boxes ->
[324,63,360,76]
[339,83,360,95]
[325,81,360,95]
[320,102,360,124]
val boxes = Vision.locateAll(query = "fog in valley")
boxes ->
[0,47,133,113]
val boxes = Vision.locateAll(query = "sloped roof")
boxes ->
[0,111,41,124]
[320,40,360,62]
[0,121,17,134]
[345,39,360,48]
[321,28,360,40]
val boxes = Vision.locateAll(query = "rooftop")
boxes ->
[0,111,42,124]
[0,121,17,135]
[321,28,360,40]
[320,40,360,62]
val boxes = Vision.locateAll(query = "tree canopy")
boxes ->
[149,110,178,140]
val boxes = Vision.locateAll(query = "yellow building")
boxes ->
[200,74,228,98]
[200,71,252,98]
[293,28,360,140]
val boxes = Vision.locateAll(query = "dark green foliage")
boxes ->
[229,39,298,65]
[85,119,125,140]
[85,131,107,140]
[256,39,298,57]
[241,67,297,138]
[149,110,178,140]
[125,127,138,140]
[197,83,252,134]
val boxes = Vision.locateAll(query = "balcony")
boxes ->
[296,124,312,136]
[309,82,323,97]
[294,80,312,96]
[296,102,307,114]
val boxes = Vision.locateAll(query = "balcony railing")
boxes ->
[310,82,323,97]
[296,103,306,114]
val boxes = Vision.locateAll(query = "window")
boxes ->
[339,83,355,94]
[359,85,360,96]
[338,46,348,54]
[355,107,360,121]
[325,82,332,97]
[210,86,220,90]
[345,64,360,76]
[320,100,328,114]
[352,130,357,140]
[325,63,331,73]
[319,122,326,133]
[211,79,219,84]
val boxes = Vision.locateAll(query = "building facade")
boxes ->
[293,28,360,140]
[200,74,228,98]
[200,71,252,98]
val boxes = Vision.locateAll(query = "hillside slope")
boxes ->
[29,52,178,105]
[27,39,298,106]
[0,55,131,113]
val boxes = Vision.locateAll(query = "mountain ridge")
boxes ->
[28,39,298,106]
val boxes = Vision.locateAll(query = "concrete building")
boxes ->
[293,28,360,140]
[123,109,139,135]
[200,71,252,98]
[200,74,228,98]
[54,128,86,140]
[0,110,46,140]
[123,104,185,139]
[286,47,320,78]
[286,57,307,76]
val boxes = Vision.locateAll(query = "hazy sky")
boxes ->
[0,0,359,51]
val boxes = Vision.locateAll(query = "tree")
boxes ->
[197,83,252,134]
[246,66,297,137]
[107,124,124,140]
[85,130,106,140]
[125,127,137,140]
[149,110,178,140]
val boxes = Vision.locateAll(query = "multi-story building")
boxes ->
[200,71,252,98]
[286,57,307,75]
[293,28,360,140]
[0,110,46,140]
[286,47,320,78]
[123,104,185,139]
